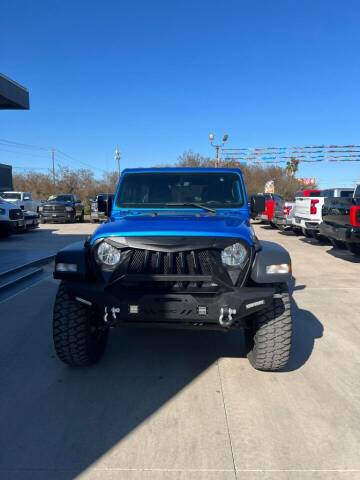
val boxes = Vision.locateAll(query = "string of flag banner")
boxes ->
[222,145,360,164]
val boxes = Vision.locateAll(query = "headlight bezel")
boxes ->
[221,241,249,268]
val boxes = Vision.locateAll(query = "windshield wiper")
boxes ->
[165,202,216,213]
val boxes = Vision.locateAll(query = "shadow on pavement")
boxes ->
[298,237,330,249]
[285,297,323,372]
[259,225,276,231]
[326,247,360,264]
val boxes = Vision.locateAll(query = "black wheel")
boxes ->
[40,218,46,224]
[269,221,277,229]
[245,284,292,371]
[301,228,312,238]
[79,211,85,223]
[329,238,346,249]
[292,227,302,236]
[53,282,109,366]
[346,243,360,256]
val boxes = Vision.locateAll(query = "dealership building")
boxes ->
[0,73,29,191]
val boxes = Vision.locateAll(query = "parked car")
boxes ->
[292,188,354,238]
[320,184,360,255]
[90,193,114,223]
[273,200,295,231]
[0,198,24,237]
[0,191,41,213]
[23,211,40,231]
[53,167,293,372]
[259,193,283,227]
[39,194,84,223]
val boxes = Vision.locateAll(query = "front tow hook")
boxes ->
[219,306,237,327]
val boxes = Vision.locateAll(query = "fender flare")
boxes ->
[251,240,292,283]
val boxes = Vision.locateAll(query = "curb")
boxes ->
[0,255,55,282]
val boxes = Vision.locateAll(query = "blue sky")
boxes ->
[1,0,360,187]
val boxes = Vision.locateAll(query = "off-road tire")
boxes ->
[246,283,292,371]
[346,242,360,256]
[53,282,109,366]
[329,238,346,249]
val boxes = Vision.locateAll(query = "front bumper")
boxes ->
[320,223,360,243]
[91,212,107,221]
[64,280,275,328]
[0,219,25,232]
[41,212,74,223]
[25,216,39,229]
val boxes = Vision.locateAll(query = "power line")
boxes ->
[0,147,51,158]
[0,138,51,152]
[12,166,50,170]
[0,137,108,173]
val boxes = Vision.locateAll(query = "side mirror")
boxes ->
[106,195,113,215]
[250,194,266,217]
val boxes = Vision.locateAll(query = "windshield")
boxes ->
[48,195,73,202]
[116,172,244,209]
[1,192,21,200]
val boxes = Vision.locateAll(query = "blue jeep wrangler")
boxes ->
[53,168,292,371]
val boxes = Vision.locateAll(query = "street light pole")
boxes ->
[208,133,229,167]
[114,147,121,177]
[51,148,55,185]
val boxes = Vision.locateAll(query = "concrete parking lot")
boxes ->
[0,224,359,479]
[0,224,96,273]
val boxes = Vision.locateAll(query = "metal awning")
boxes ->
[0,74,29,110]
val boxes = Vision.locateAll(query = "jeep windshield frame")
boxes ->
[116,172,244,209]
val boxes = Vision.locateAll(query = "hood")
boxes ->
[1,198,19,206]
[43,200,73,206]
[90,210,253,245]
[0,199,14,210]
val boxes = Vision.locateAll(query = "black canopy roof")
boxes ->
[0,74,29,110]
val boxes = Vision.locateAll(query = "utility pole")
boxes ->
[114,147,121,177]
[51,149,56,185]
[208,133,229,167]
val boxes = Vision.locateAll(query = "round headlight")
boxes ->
[221,242,248,266]
[96,242,121,266]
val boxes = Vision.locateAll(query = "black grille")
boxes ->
[112,248,222,291]
[126,248,218,276]
[43,205,67,213]
[9,209,23,220]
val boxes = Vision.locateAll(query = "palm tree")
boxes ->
[286,157,300,177]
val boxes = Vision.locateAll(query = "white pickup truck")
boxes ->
[0,198,25,237]
[0,191,42,213]
[292,188,354,238]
